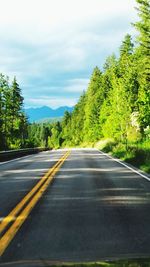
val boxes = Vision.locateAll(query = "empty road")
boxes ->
[0,148,150,266]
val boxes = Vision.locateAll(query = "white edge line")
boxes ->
[98,149,150,182]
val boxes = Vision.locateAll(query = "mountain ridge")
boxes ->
[25,105,74,122]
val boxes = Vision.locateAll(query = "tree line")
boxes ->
[0,0,149,151]
[29,0,150,150]
[0,73,63,151]
[0,75,28,150]
[51,0,150,148]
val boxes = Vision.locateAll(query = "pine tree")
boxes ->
[84,67,103,142]
[0,74,6,149]
[134,0,150,59]
[10,77,24,144]
[0,74,12,149]
[71,92,86,145]
[134,0,150,130]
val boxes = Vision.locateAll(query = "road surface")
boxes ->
[0,148,150,265]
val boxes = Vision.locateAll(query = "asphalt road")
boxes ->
[0,148,150,265]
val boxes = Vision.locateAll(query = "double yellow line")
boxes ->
[0,151,70,257]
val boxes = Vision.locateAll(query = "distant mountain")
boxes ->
[25,106,74,123]
[35,117,63,123]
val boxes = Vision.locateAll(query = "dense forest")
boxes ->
[59,0,150,146]
[0,75,28,150]
[0,0,149,171]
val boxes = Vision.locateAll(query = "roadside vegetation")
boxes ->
[0,0,149,172]
[95,139,150,173]
[58,0,149,173]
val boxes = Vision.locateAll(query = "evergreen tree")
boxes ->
[11,77,24,130]
[120,34,134,57]
[84,67,103,142]
[0,74,7,149]
[49,122,62,148]
[71,92,86,145]
[0,75,29,150]
[61,111,72,146]
[134,0,150,130]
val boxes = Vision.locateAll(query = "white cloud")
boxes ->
[26,96,77,108]
[0,0,138,107]
[64,79,90,93]
[0,0,137,43]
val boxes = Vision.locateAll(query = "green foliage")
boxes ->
[134,0,150,129]
[49,121,62,149]
[59,0,149,159]
[84,67,103,142]
[1,0,149,158]
[27,122,52,148]
[0,74,28,150]
[97,139,150,174]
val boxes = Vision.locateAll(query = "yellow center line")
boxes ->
[0,150,70,256]
[0,151,69,236]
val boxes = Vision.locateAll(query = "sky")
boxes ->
[0,0,138,109]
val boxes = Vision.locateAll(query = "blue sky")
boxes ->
[0,0,138,108]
